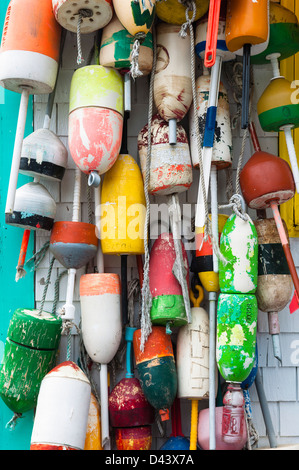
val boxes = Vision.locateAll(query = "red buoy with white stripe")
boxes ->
[30,361,91,450]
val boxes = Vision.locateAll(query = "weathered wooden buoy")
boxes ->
[149,233,189,332]
[50,221,98,269]
[0,0,61,216]
[177,286,209,401]
[112,0,156,78]
[0,0,61,95]
[197,405,247,450]
[20,128,67,182]
[189,72,232,170]
[257,73,299,192]
[195,214,228,293]
[30,361,91,450]
[239,121,299,308]
[218,213,258,294]
[52,0,113,33]
[133,326,177,421]
[80,273,122,448]
[68,65,124,187]
[255,217,292,362]
[99,13,153,76]
[216,293,258,384]
[176,286,209,450]
[225,0,269,128]
[109,326,154,450]
[154,22,192,145]
[5,181,56,232]
[156,0,209,25]
[84,393,103,450]
[100,153,145,256]
[251,2,299,65]
[114,427,152,450]
[0,308,62,415]
[138,114,193,196]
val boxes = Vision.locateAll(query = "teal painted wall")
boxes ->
[0,1,35,450]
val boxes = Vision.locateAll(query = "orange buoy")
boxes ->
[84,393,103,450]
[133,326,177,421]
[0,0,61,217]
[225,0,269,128]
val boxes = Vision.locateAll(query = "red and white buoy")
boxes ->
[30,361,91,450]
[68,65,124,188]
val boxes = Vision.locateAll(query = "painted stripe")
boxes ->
[80,273,121,296]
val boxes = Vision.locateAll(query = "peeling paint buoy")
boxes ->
[30,361,91,450]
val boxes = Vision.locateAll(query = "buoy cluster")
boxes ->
[0,0,299,452]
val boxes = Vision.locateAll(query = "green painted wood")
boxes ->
[216,293,258,383]
[0,0,35,449]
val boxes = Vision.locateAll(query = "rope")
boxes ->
[76,9,93,65]
[131,33,146,80]
[52,269,68,316]
[5,412,23,431]
[219,194,249,222]
[62,319,80,361]
[140,24,157,352]
[38,256,55,316]
[24,240,50,273]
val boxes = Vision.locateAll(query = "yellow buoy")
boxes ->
[156,0,209,25]
[100,154,146,255]
[84,393,103,450]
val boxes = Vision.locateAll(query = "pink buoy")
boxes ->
[68,65,123,187]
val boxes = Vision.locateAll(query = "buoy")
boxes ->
[0,308,62,415]
[50,168,98,321]
[0,0,61,217]
[80,271,122,449]
[257,66,299,192]
[195,214,228,293]
[177,286,209,400]
[148,233,189,333]
[100,150,145,325]
[112,0,156,78]
[195,1,236,66]
[30,361,91,450]
[190,71,232,239]
[197,405,247,450]
[251,2,299,65]
[52,0,113,64]
[193,214,228,450]
[84,393,103,450]
[216,203,258,443]
[133,326,177,421]
[254,216,292,363]
[156,0,209,25]
[225,0,269,128]
[138,114,193,196]
[159,398,190,450]
[218,213,258,295]
[216,293,257,419]
[240,121,299,312]
[5,181,56,232]
[68,65,124,187]
[52,0,113,33]
[109,326,154,450]
[154,22,192,145]
[176,286,210,450]
[99,13,153,76]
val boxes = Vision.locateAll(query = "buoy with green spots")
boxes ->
[219,213,258,295]
[216,293,257,384]
[99,13,153,75]
[0,308,62,415]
